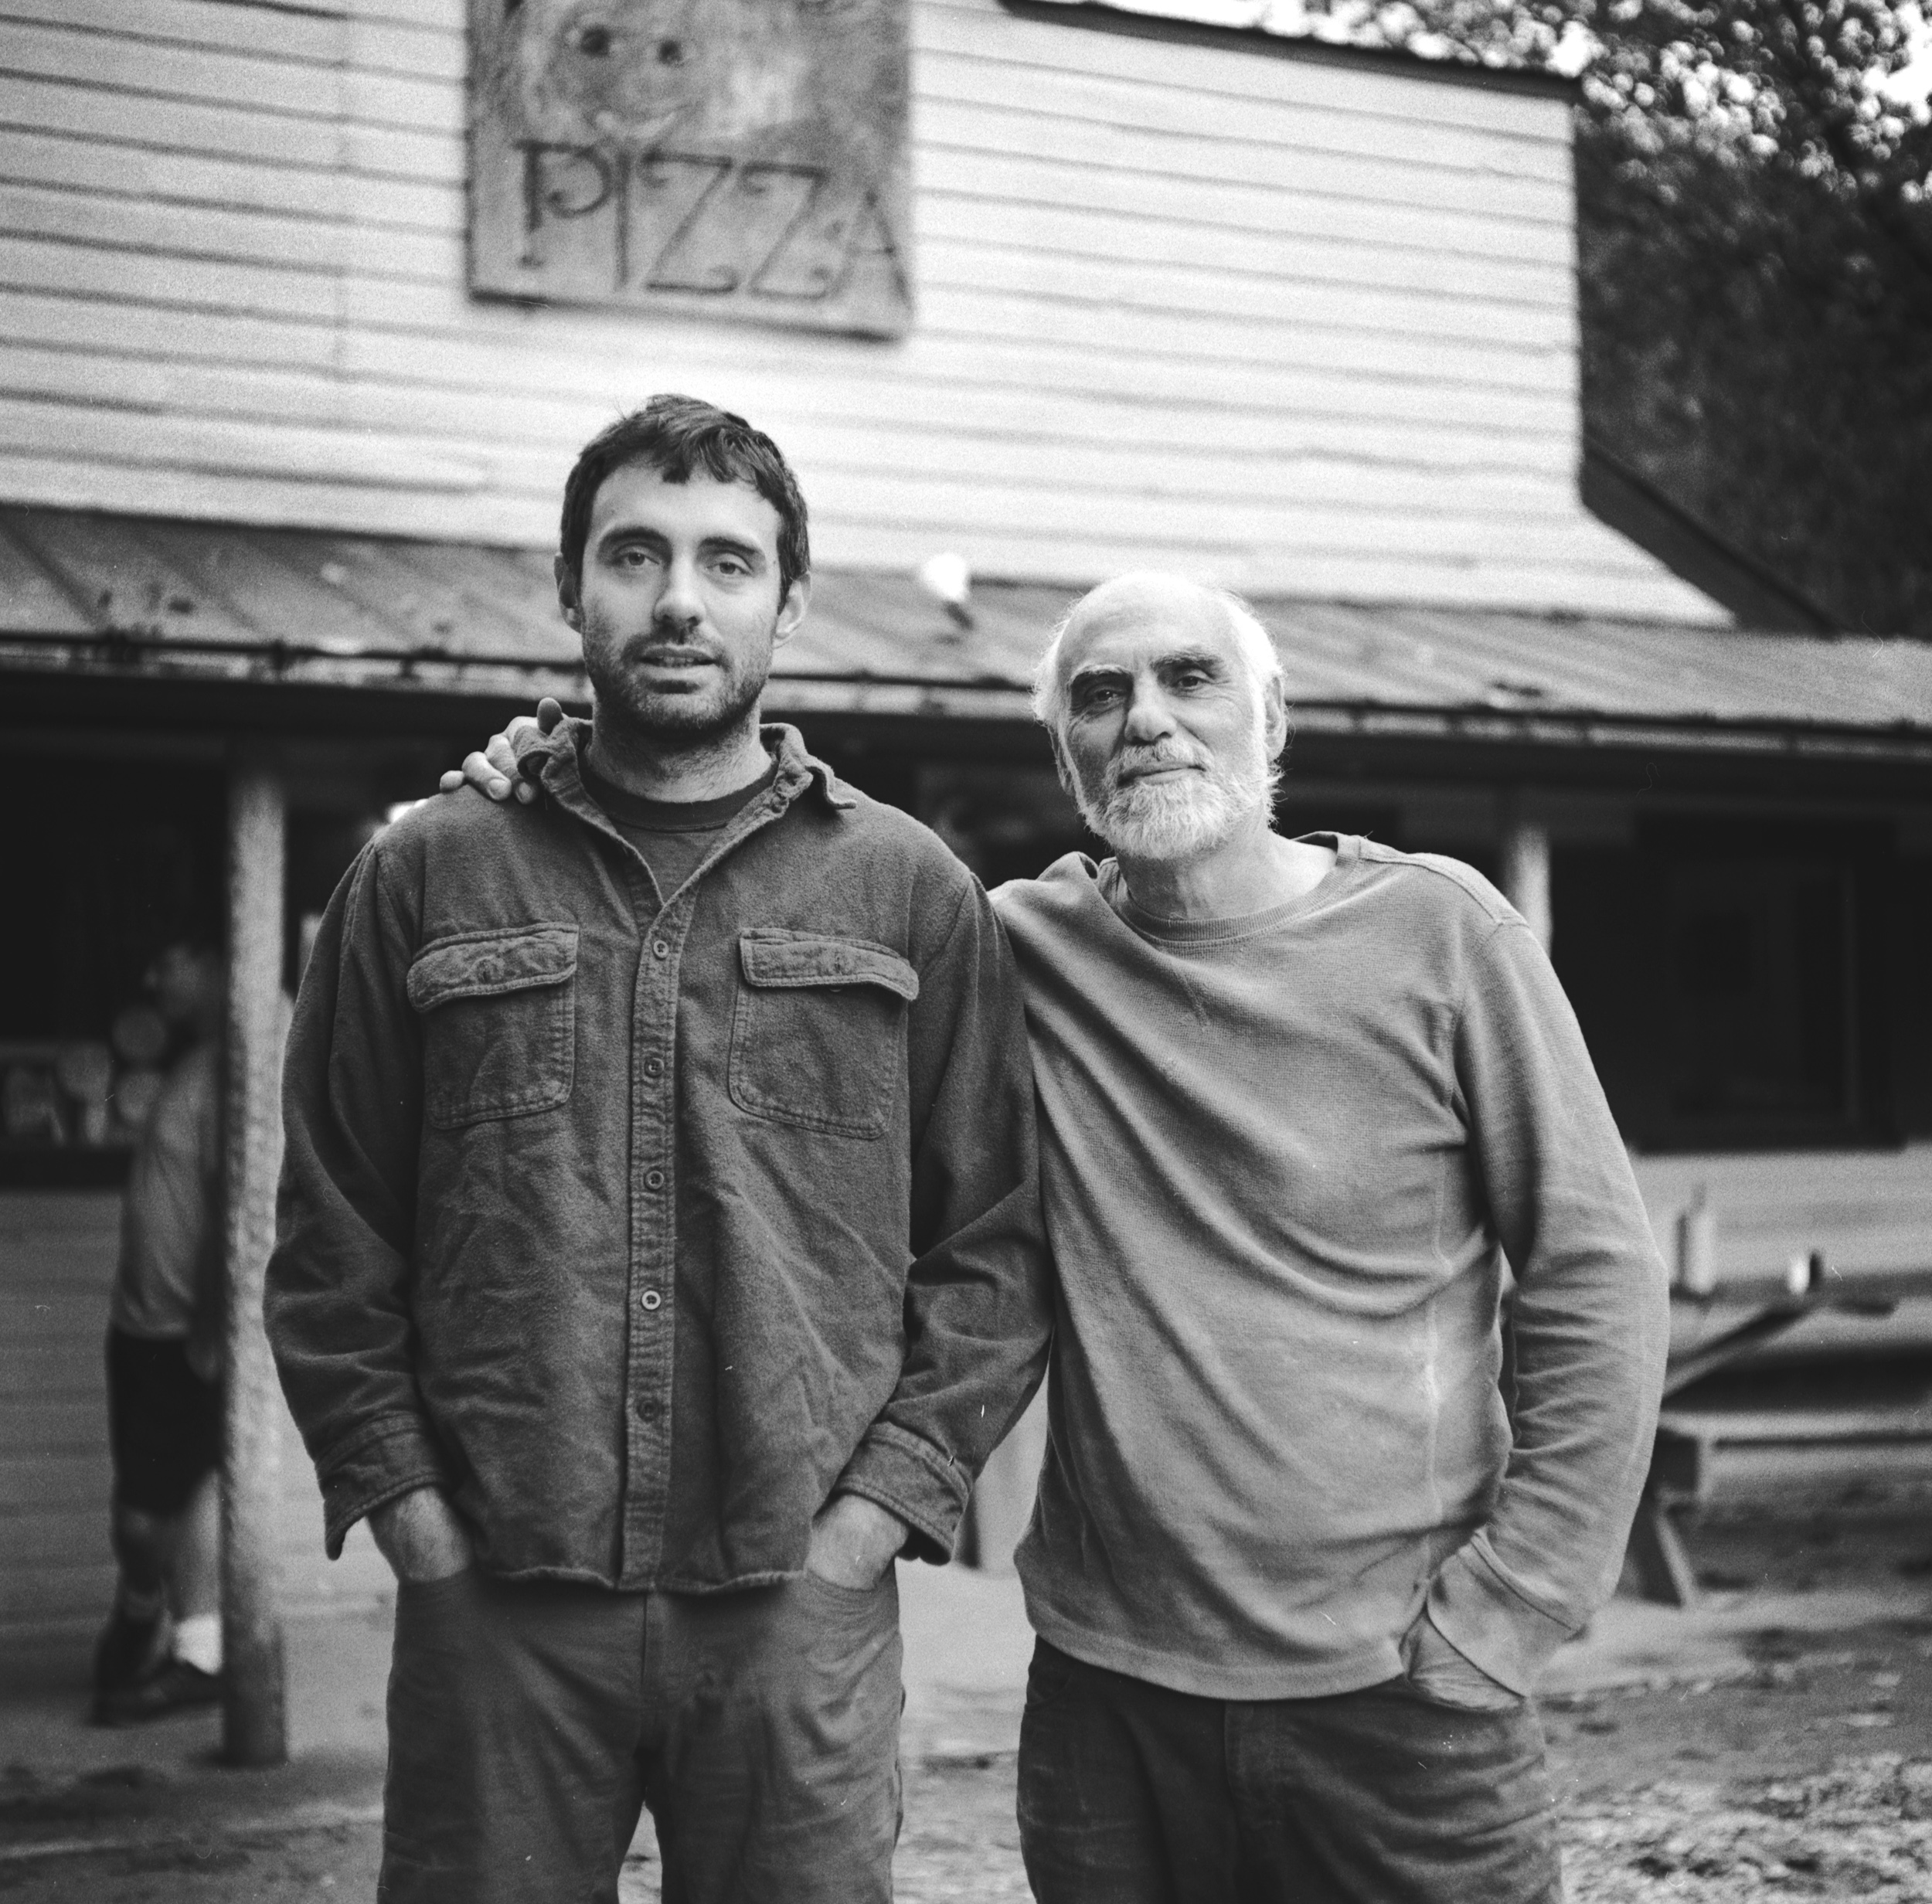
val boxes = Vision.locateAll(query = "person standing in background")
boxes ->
[93,940,227,1724]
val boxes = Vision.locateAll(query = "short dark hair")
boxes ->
[558,394,811,598]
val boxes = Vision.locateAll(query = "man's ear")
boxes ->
[1261,676,1291,761]
[773,572,811,650]
[1045,724,1078,798]
[554,554,582,631]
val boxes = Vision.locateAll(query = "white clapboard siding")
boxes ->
[0,0,1721,617]
[0,349,1592,503]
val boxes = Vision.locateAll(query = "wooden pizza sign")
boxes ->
[468,0,913,338]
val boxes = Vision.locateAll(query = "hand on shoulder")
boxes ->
[434,697,566,806]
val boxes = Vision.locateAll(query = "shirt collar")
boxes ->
[532,717,855,813]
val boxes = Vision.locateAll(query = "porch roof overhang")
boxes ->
[4,506,1931,776]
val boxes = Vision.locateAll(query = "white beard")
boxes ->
[1077,722,1277,864]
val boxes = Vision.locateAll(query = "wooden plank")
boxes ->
[0,393,493,493]
[0,394,1594,552]
[917,148,1572,269]
[0,232,338,318]
[0,73,337,172]
[0,19,345,121]
[804,471,1625,559]
[0,447,547,544]
[914,94,1566,230]
[917,172,1573,296]
[0,125,458,232]
[10,0,346,66]
[343,14,464,82]
[914,41,1572,183]
[336,263,1577,396]
[0,288,338,374]
[913,0,1573,141]
[334,321,1580,435]
[366,223,1579,400]
[351,0,462,29]
[0,343,1584,506]
[6,0,465,86]
[0,179,454,280]
[343,65,459,135]
[918,237,1571,350]
[911,283,1571,391]
[0,73,461,184]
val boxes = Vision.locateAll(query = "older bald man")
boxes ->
[989,573,1666,1904]
[460,570,1668,1904]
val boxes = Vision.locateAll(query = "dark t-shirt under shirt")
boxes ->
[579,752,777,903]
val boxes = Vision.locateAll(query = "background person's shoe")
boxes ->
[90,1606,169,1713]
[94,1660,222,1726]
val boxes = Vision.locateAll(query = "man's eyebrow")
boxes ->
[1067,663,1130,691]
[594,522,667,552]
[1068,648,1226,687]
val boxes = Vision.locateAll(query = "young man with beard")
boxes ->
[267,396,1050,1904]
[461,569,1668,1901]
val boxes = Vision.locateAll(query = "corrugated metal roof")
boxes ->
[4,506,1930,761]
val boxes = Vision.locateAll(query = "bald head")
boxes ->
[1032,572,1283,740]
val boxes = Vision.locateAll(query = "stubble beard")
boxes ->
[1077,717,1278,863]
[583,613,771,754]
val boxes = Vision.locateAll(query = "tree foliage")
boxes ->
[1294,0,1932,632]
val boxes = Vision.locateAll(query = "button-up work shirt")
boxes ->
[267,722,1053,1590]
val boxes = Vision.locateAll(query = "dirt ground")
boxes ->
[5,1508,1931,1902]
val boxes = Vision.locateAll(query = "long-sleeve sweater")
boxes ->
[993,835,1669,1699]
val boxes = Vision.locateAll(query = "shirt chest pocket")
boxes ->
[406,925,579,1131]
[728,930,920,1141]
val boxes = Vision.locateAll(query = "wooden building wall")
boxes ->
[0,0,1719,618]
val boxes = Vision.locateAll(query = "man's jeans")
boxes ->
[1016,1640,1561,1904]
[379,1567,903,1904]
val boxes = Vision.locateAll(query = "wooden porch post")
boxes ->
[221,749,288,1768]
[1498,794,1553,954]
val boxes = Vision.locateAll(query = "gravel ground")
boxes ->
[13,1746,1929,1902]
[6,1509,1930,1901]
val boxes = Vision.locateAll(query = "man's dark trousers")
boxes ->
[379,1566,903,1904]
[1016,1640,1560,1904]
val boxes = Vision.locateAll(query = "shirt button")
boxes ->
[641,1290,662,1312]
[644,1057,663,1079]
[651,940,670,959]
[633,1390,659,1419]
[645,1168,665,1190]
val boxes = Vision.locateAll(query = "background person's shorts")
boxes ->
[106,1328,223,1515]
